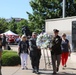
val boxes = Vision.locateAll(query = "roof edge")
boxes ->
[45,16,76,22]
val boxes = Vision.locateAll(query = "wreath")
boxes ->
[36,33,53,49]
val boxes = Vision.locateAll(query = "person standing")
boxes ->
[50,29,62,74]
[61,33,71,69]
[2,34,7,50]
[18,35,29,70]
[29,32,41,74]
[0,37,3,75]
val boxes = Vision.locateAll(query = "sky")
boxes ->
[0,0,32,19]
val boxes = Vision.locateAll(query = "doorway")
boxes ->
[72,21,76,51]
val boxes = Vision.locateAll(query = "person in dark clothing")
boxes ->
[29,32,41,74]
[18,35,29,70]
[2,34,7,50]
[50,29,62,74]
[61,33,71,69]
[0,37,2,75]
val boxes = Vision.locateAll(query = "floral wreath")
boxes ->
[36,33,53,49]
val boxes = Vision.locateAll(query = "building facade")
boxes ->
[45,16,76,51]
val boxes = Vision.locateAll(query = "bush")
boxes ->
[2,50,20,66]
[2,50,17,55]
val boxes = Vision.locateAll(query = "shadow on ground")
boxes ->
[39,72,76,75]
[66,67,76,70]
[24,68,76,75]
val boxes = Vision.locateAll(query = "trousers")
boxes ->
[51,54,61,72]
[61,52,69,66]
[30,52,41,70]
[20,53,28,68]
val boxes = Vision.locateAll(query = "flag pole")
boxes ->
[63,0,65,18]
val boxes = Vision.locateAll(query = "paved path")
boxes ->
[1,51,76,75]
[2,45,76,75]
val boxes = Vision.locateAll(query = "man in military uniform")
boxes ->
[50,29,62,74]
[29,32,41,74]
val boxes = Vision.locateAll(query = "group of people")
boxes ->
[18,29,71,74]
[18,32,41,74]
[50,29,71,74]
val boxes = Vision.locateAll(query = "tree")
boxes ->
[66,0,76,16]
[27,0,76,33]
[8,19,17,33]
[27,0,62,33]
[0,18,8,33]
[16,19,30,35]
[0,18,30,35]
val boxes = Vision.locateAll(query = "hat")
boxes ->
[53,29,59,33]
[22,35,26,38]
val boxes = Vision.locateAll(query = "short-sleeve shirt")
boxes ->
[19,40,29,54]
[61,39,69,52]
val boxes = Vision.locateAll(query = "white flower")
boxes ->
[36,33,53,49]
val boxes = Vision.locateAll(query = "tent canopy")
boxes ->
[2,30,18,36]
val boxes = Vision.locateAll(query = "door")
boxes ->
[72,21,76,51]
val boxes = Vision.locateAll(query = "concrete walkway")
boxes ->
[1,52,76,75]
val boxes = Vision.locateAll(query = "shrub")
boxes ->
[2,50,17,55]
[2,50,20,66]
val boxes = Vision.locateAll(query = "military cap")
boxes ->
[53,29,59,32]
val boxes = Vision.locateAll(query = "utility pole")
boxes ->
[63,0,65,18]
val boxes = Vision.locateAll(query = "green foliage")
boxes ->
[8,19,17,33]
[34,29,42,34]
[65,0,76,16]
[0,0,76,34]
[0,18,30,35]
[7,19,30,35]
[27,0,63,33]
[2,50,20,66]
[27,0,76,33]
[16,19,29,35]
[2,50,17,55]
[0,18,9,33]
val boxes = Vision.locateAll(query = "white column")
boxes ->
[63,0,65,18]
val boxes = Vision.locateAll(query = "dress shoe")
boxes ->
[57,67,59,72]
[35,71,40,74]
[22,68,24,70]
[62,66,65,70]
[32,69,36,73]
[25,67,28,70]
[64,64,67,67]
[52,72,57,74]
